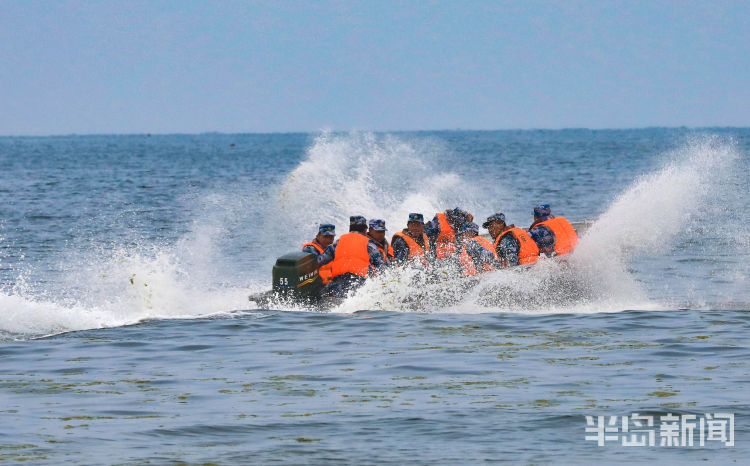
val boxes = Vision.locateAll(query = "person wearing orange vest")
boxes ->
[367,218,394,263]
[302,223,336,284]
[425,207,473,260]
[391,213,431,266]
[483,213,539,267]
[457,222,501,276]
[528,204,578,257]
[317,216,388,296]
[302,223,336,257]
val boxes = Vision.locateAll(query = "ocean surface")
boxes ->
[0,129,748,464]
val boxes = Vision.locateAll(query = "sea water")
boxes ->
[0,129,748,463]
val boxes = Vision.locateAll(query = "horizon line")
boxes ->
[1,125,748,138]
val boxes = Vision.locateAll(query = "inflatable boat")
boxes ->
[248,221,592,309]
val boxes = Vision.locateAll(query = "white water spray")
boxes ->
[327,135,744,314]
[274,131,496,247]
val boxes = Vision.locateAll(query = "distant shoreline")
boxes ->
[1,126,748,138]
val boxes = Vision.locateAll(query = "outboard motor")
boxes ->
[271,251,323,302]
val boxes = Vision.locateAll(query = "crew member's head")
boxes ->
[368,218,387,242]
[448,207,473,226]
[315,223,336,248]
[482,213,506,239]
[406,213,425,237]
[533,204,552,222]
[349,215,368,233]
[458,221,479,241]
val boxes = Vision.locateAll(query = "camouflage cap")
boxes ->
[450,207,469,221]
[459,221,479,234]
[482,213,506,228]
[408,213,424,223]
[318,223,336,236]
[349,215,367,226]
[368,218,387,231]
[533,204,551,217]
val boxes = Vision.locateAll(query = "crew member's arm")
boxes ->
[317,241,337,266]
[302,244,320,257]
[385,240,394,262]
[424,215,440,241]
[497,235,521,267]
[366,241,387,273]
[424,215,442,257]
[529,226,555,255]
[466,241,502,270]
[391,236,409,263]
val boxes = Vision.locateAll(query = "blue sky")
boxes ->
[1,0,748,135]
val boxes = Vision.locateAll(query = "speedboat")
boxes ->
[248,221,592,309]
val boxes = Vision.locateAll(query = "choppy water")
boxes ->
[1,129,748,463]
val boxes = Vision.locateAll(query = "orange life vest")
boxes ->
[392,231,430,266]
[302,241,333,284]
[302,241,324,254]
[460,236,498,276]
[435,213,457,259]
[330,232,371,278]
[493,227,540,266]
[318,264,333,284]
[380,243,394,262]
[536,217,578,256]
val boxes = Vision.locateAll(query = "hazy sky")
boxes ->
[2,0,748,135]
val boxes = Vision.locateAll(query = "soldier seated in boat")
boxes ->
[317,216,388,296]
[391,213,431,266]
[528,204,578,257]
[367,219,394,263]
[457,222,501,276]
[302,223,336,258]
[483,213,539,267]
[301,223,336,284]
[425,207,474,261]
